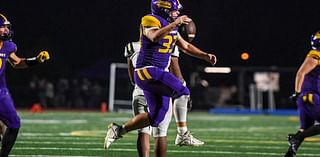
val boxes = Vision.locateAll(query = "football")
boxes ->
[179,20,197,42]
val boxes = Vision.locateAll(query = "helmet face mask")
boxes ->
[0,14,13,41]
[151,0,183,22]
[311,31,320,51]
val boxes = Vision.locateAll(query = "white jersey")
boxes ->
[124,41,180,97]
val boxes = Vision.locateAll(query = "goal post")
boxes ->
[108,62,132,112]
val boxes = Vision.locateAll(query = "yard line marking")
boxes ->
[195,126,295,132]
[110,148,320,156]
[10,155,101,157]
[14,147,102,151]
[22,119,88,124]
[102,116,251,122]
[190,116,251,121]
[14,147,319,156]
[16,140,320,150]
[19,132,320,144]
[102,117,130,122]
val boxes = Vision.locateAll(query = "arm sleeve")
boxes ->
[8,41,17,55]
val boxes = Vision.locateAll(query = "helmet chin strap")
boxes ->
[0,33,13,41]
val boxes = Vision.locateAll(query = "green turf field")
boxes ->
[8,111,320,157]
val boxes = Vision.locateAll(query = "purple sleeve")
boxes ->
[7,41,17,54]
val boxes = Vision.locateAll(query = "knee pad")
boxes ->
[150,98,172,135]
[138,126,152,135]
[172,87,190,99]
[152,126,168,137]
[152,106,172,137]
[4,116,20,129]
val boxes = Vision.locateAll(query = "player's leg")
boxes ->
[173,82,189,135]
[0,90,21,157]
[0,120,7,141]
[137,133,150,157]
[152,96,172,157]
[105,77,170,149]
[104,95,151,149]
[104,112,150,149]
[154,137,167,157]
[283,98,314,157]
[140,67,204,146]
[132,95,151,157]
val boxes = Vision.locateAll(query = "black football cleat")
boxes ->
[283,150,294,157]
[287,134,302,155]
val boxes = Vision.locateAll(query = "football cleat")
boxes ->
[287,134,302,155]
[283,150,294,157]
[104,123,122,149]
[175,131,204,146]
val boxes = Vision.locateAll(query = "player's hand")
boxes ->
[175,15,192,26]
[206,53,217,65]
[289,92,300,102]
[36,51,50,63]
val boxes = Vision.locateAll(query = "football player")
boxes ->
[104,0,216,156]
[125,41,172,157]
[284,31,320,157]
[124,39,203,156]
[0,13,50,157]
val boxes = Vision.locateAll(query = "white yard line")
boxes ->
[11,147,320,156]
[22,119,88,124]
[10,155,101,157]
[15,141,320,150]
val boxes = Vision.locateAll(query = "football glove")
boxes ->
[36,51,50,63]
[289,92,300,102]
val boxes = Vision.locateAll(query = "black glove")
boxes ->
[289,92,300,101]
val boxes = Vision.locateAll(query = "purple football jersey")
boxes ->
[0,40,20,128]
[0,40,17,88]
[297,50,320,129]
[137,14,178,70]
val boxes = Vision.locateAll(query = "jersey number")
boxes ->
[0,58,2,70]
[159,35,177,53]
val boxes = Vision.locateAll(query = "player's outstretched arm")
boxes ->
[8,50,50,69]
[176,37,217,65]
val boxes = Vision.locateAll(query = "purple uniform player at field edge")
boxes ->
[284,31,320,157]
[0,13,50,157]
[104,0,216,156]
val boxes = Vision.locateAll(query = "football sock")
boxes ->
[174,95,189,134]
[297,124,320,140]
[119,125,127,136]
[0,128,19,157]
[177,126,188,135]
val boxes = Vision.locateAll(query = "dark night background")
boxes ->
[2,0,320,109]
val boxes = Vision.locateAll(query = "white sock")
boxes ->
[174,95,189,134]
[177,126,188,135]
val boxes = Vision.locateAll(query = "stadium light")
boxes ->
[204,67,231,73]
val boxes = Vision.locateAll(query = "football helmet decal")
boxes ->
[151,0,182,22]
